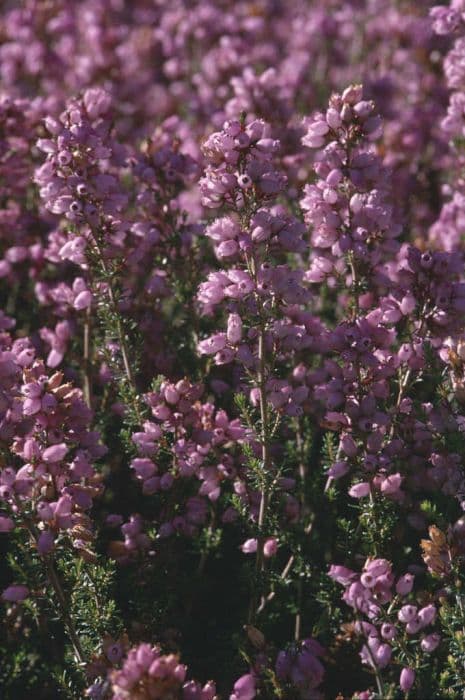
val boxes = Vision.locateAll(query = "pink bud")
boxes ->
[375,643,392,668]
[396,574,414,596]
[131,458,157,480]
[217,240,239,258]
[230,673,256,700]
[349,482,370,498]
[365,559,391,578]
[398,605,417,624]
[381,623,397,640]
[241,539,257,554]
[421,633,440,653]
[164,385,180,405]
[350,193,364,213]
[328,460,349,479]
[418,604,436,627]
[328,565,356,585]
[173,663,187,682]
[400,293,416,315]
[341,433,358,457]
[405,617,422,635]
[326,107,342,129]
[263,538,278,558]
[73,290,92,310]
[198,333,227,355]
[37,502,54,521]
[227,313,243,344]
[42,443,68,463]
[360,572,376,588]
[152,404,171,421]
[399,667,415,692]
[380,473,402,495]
[55,495,72,517]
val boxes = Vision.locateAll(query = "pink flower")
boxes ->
[227,313,243,344]
[396,574,414,596]
[381,623,397,640]
[421,633,440,653]
[263,537,278,558]
[328,565,357,585]
[73,290,92,310]
[398,605,417,624]
[380,473,402,495]
[349,482,371,498]
[198,333,227,355]
[399,667,415,692]
[42,443,68,463]
[418,604,436,627]
[240,539,257,554]
[374,643,392,668]
[230,673,256,700]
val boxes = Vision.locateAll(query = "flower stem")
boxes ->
[91,234,143,426]
[44,556,85,665]
[249,310,272,623]
[18,509,85,666]
[83,307,92,408]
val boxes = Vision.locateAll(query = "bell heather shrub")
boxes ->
[1,1,465,698]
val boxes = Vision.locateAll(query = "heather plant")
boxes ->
[2,1,465,699]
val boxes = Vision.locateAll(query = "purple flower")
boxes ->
[398,605,417,624]
[230,673,256,700]
[421,633,440,653]
[396,574,414,596]
[2,585,29,602]
[349,482,371,498]
[399,667,415,692]
[42,443,68,463]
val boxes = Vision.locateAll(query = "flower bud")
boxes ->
[399,667,415,692]
[396,574,414,596]
[227,313,243,344]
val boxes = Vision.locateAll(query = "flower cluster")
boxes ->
[301,85,399,287]
[36,88,126,225]
[0,331,105,558]
[2,1,465,699]
[330,558,440,694]
[276,638,325,699]
[90,643,216,700]
[126,379,246,537]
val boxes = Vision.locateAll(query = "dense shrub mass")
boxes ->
[3,1,465,698]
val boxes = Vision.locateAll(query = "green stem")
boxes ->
[44,556,85,665]
[16,506,85,666]
[91,234,143,426]
[246,251,273,624]
[83,307,92,408]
